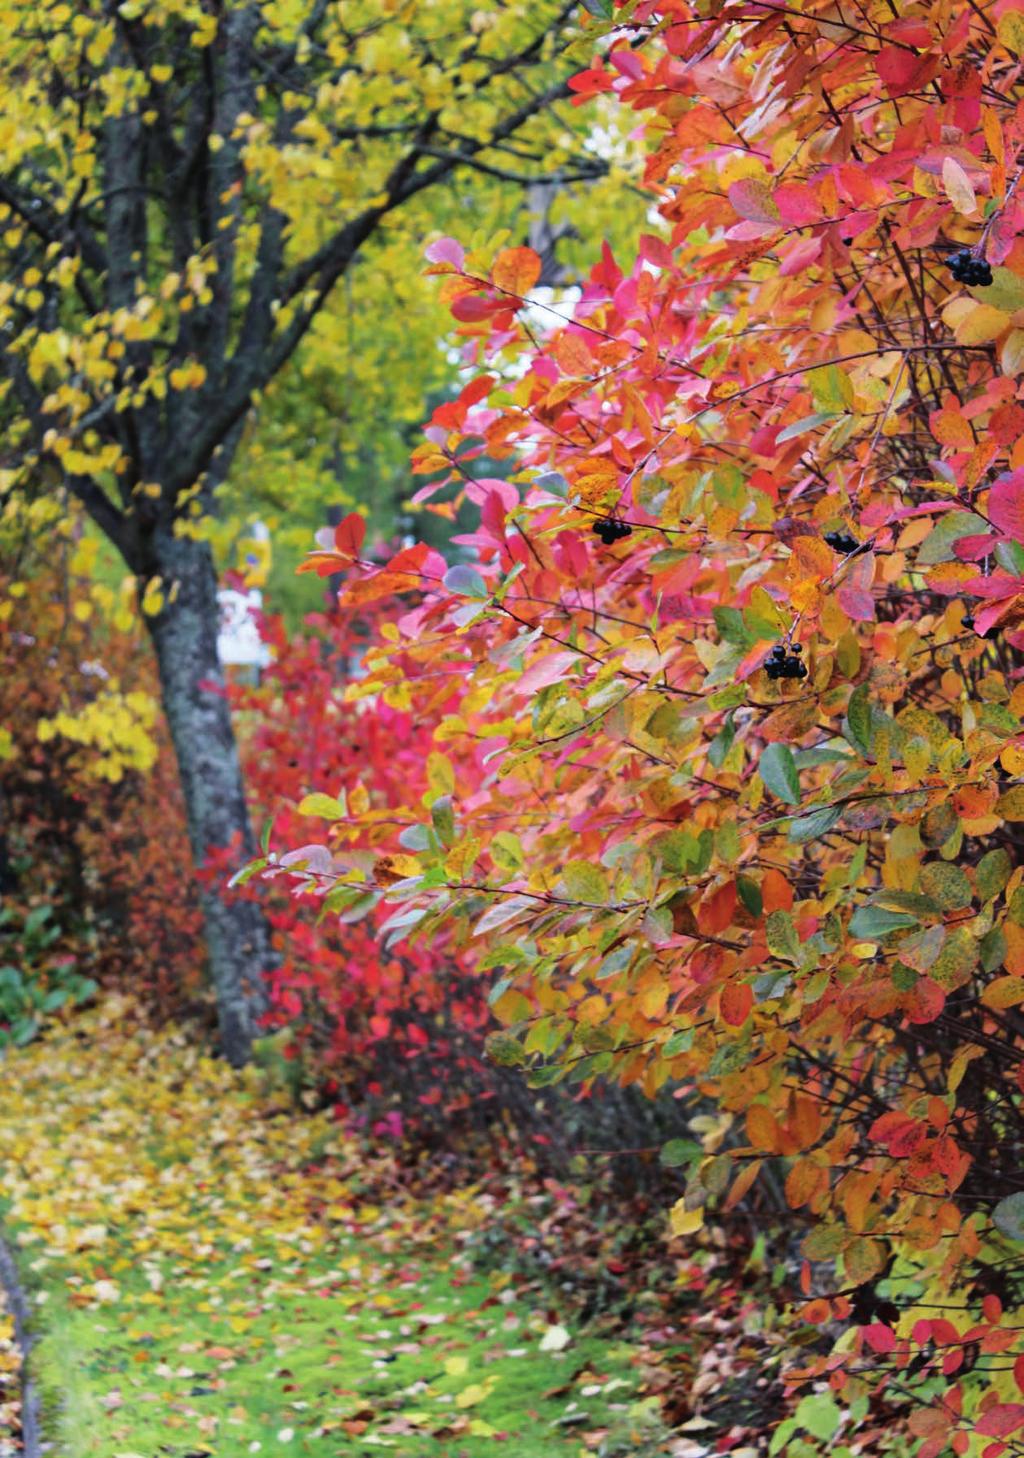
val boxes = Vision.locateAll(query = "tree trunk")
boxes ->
[143,530,271,1065]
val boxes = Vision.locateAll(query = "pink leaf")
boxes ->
[989,472,1024,542]
[424,236,465,269]
[953,533,999,560]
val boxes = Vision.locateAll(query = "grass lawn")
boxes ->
[0,1000,664,1457]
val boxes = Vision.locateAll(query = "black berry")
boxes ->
[593,518,632,545]
[962,613,975,631]
[824,530,860,554]
[947,248,992,288]
[765,649,807,681]
[842,236,854,245]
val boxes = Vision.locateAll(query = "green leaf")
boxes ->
[663,1027,694,1056]
[980,925,1006,973]
[443,563,489,598]
[996,538,1024,576]
[845,683,872,755]
[769,1420,796,1457]
[811,364,853,414]
[759,743,800,805]
[848,905,918,940]
[561,861,609,904]
[796,1393,842,1442]
[297,792,347,820]
[660,1139,702,1168]
[532,471,569,497]
[788,805,841,844]
[929,924,978,990]
[871,889,941,917]
[766,909,801,963]
[229,857,267,889]
[976,848,1012,901]
[776,411,834,443]
[973,265,1024,312]
[491,831,525,871]
[485,1031,525,1067]
[993,1192,1024,1241]
[430,795,456,847]
[653,829,701,873]
[919,861,972,910]
[708,712,736,769]
[802,1223,847,1259]
[916,511,988,565]
[737,875,763,917]
[712,606,754,648]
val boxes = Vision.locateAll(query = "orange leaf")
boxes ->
[724,1156,763,1210]
[747,1103,782,1151]
[787,1093,824,1151]
[762,868,795,913]
[491,247,542,297]
[552,332,593,376]
[786,1160,825,1209]
[697,879,737,935]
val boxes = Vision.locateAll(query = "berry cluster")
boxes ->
[947,249,992,287]
[593,518,632,545]
[823,530,860,554]
[766,642,807,680]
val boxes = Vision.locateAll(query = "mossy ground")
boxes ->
[0,1000,662,1456]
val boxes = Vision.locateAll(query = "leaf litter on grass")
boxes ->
[0,998,659,1457]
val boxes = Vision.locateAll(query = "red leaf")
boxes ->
[333,513,366,561]
[720,980,753,1027]
[976,1405,1024,1438]
[450,292,504,322]
[862,1322,897,1353]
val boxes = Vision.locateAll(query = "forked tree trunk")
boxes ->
[143,530,271,1065]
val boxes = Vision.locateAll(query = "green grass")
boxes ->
[0,1004,663,1457]
[32,1241,646,1457]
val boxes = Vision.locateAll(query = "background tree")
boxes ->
[0,0,620,1063]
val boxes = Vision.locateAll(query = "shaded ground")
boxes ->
[0,1000,670,1457]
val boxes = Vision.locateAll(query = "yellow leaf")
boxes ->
[998,8,1024,54]
[297,792,347,820]
[455,1379,496,1409]
[1002,328,1024,376]
[981,976,1024,1008]
[942,156,977,215]
[669,1200,704,1237]
[954,303,1011,346]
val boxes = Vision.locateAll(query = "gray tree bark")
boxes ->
[143,530,271,1065]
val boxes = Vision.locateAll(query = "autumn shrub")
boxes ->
[0,527,203,1019]
[280,0,1024,1446]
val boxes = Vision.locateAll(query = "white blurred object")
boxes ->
[217,587,270,669]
